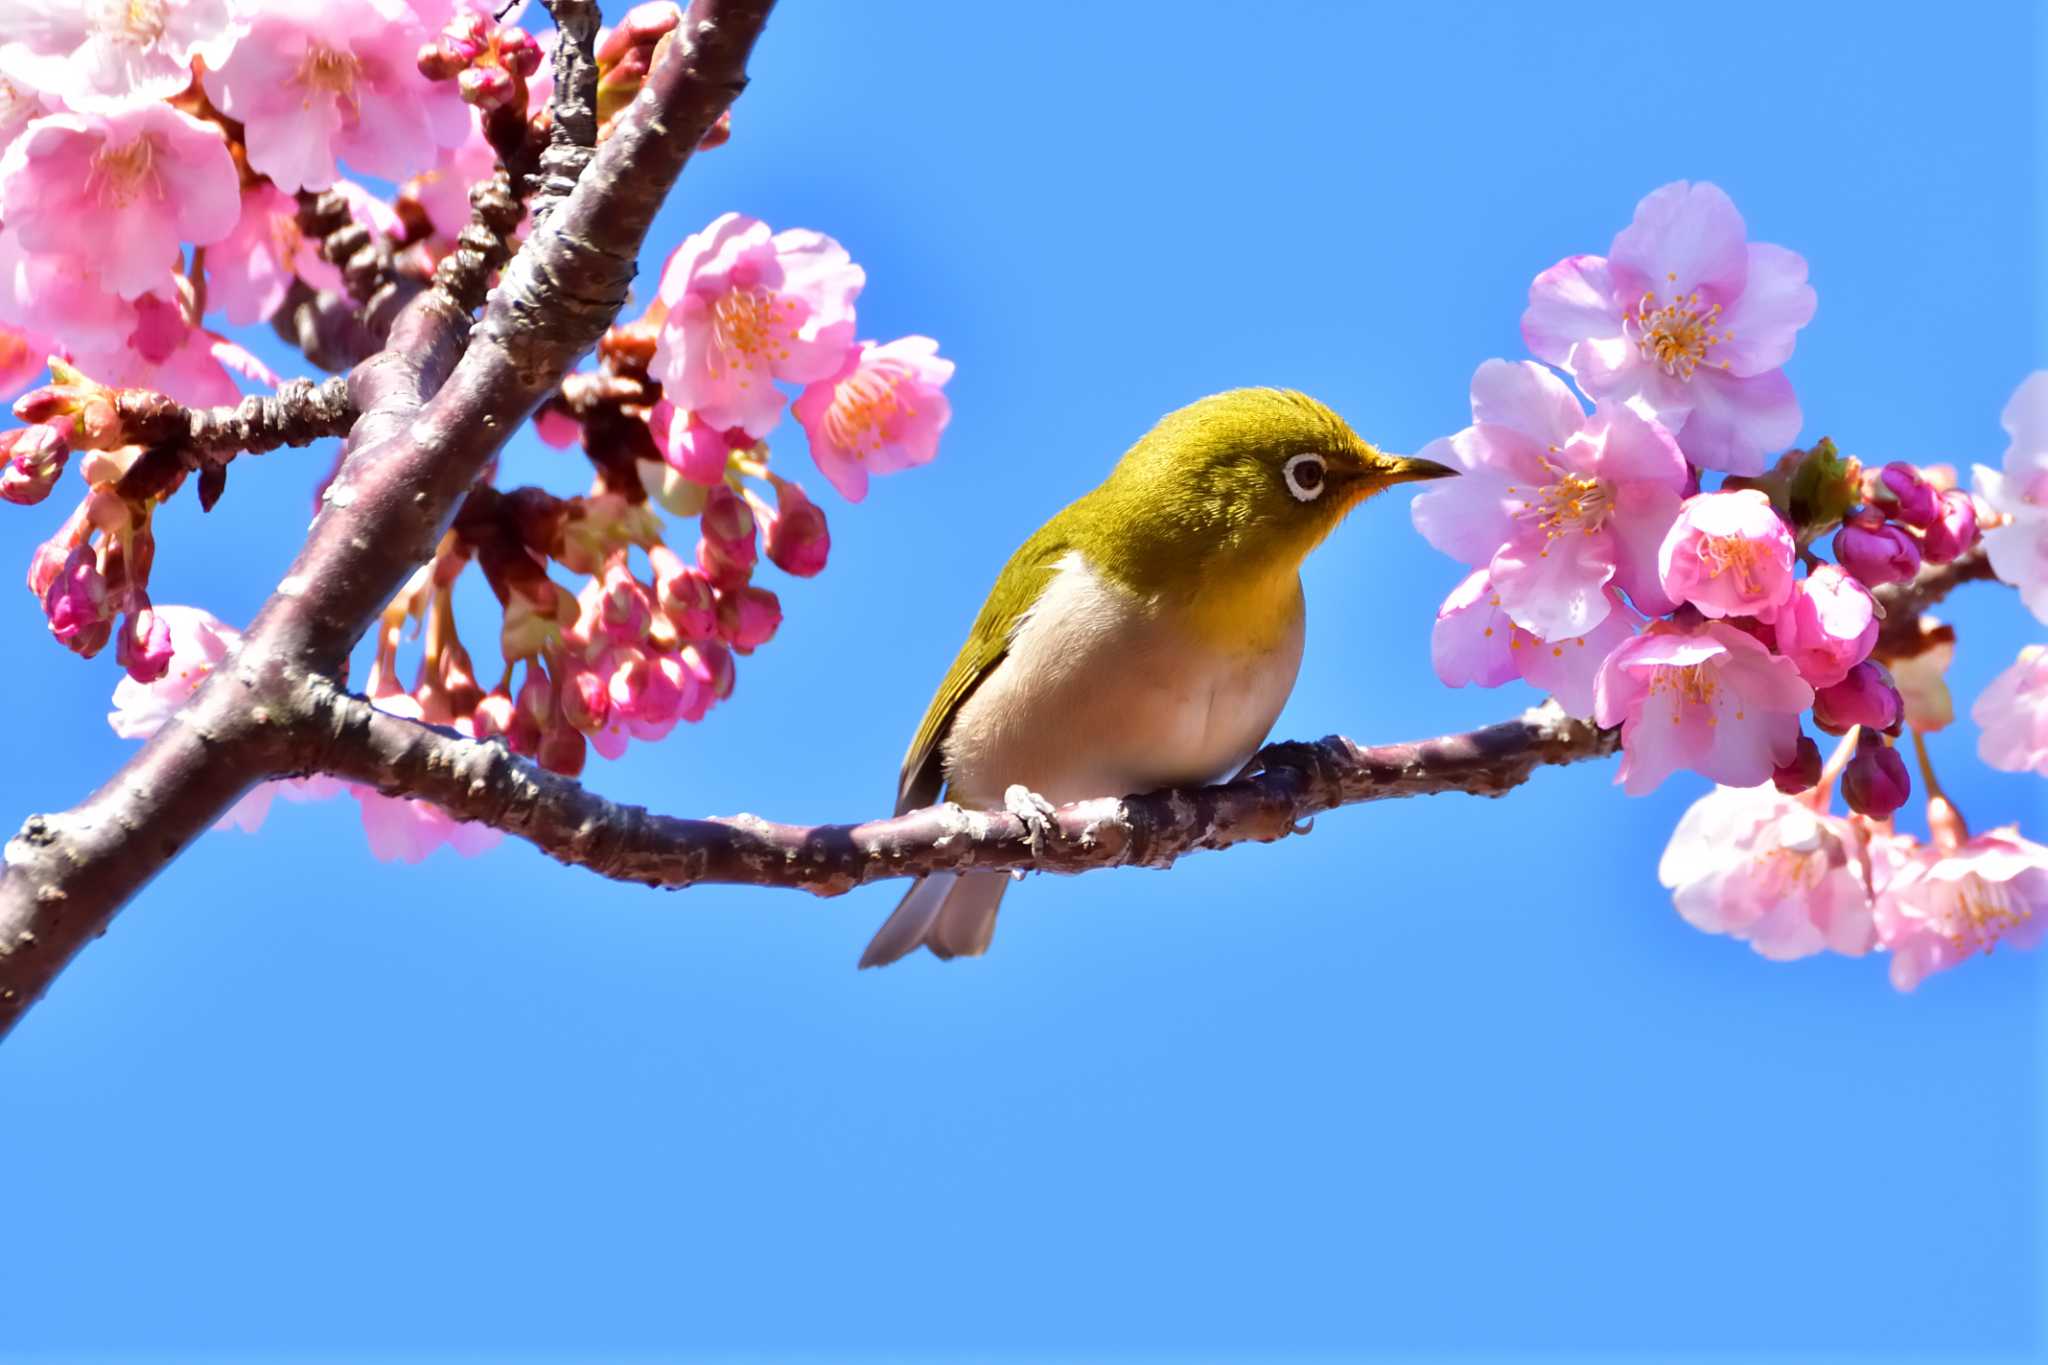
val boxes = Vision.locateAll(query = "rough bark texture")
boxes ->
[0,0,777,1038]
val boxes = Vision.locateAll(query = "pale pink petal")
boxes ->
[1608,180,1749,303]
[1430,569,1517,690]
[1714,244,1816,377]
[1467,358,1585,449]
[1674,367,1802,477]
[1521,254,1618,369]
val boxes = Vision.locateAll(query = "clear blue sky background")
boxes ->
[1,2,2043,1360]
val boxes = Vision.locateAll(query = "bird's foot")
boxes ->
[1004,784,1059,858]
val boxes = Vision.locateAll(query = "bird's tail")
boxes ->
[858,871,1010,968]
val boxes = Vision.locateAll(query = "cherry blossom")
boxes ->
[1658,783,1874,960]
[1521,180,1815,475]
[1430,568,1636,718]
[1972,644,2048,776]
[1771,564,1876,688]
[201,0,468,192]
[1594,620,1813,795]
[0,104,240,299]
[791,335,953,502]
[650,212,864,439]
[1974,371,2048,623]
[1410,359,1685,638]
[1871,829,2048,992]
[1656,488,1796,623]
[0,0,242,113]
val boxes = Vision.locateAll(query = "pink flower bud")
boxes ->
[536,722,587,777]
[496,26,543,76]
[458,63,518,111]
[1919,489,1979,566]
[687,640,735,701]
[116,606,174,683]
[472,688,517,742]
[654,404,734,486]
[764,479,830,577]
[1656,489,1797,622]
[1811,660,1904,735]
[649,544,717,639]
[560,661,610,732]
[1771,565,1877,688]
[43,545,111,656]
[697,484,757,588]
[592,560,654,644]
[716,585,781,652]
[1833,514,1921,587]
[26,535,67,599]
[1772,734,1823,795]
[0,425,70,505]
[514,668,555,739]
[533,404,582,450]
[1876,462,1938,528]
[1841,732,1910,818]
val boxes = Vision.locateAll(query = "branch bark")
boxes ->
[0,0,778,1038]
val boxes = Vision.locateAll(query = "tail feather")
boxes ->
[858,872,1010,968]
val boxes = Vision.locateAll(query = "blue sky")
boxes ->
[1,1,2043,1359]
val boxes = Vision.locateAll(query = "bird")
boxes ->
[859,387,1455,968]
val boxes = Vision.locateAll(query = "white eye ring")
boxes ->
[1283,452,1328,503]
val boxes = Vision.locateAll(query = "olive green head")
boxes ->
[1076,387,1456,593]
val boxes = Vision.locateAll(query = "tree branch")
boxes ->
[0,0,779,1039]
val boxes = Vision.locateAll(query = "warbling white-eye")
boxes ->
[861,387,1455,968]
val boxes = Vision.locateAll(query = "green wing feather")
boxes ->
[895,522,1076,814]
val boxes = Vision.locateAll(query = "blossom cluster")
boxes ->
[0,0,955,860]
[1415,179,2048,989]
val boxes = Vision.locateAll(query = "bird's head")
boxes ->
[1093,388,1456,581]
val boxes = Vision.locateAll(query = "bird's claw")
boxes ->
[1004,784,1059,857]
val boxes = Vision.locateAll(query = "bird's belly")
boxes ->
[942,552,1303,808]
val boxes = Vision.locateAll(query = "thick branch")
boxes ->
[0,0,778,1038]
[112,377,355,503]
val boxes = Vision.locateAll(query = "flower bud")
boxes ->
[1812,660,1904,736]
[116,606,173,683]
[1772,734,1824,795]
[764,479,830,577]
[1770,564,1876,688]
[1919,489,1979,566]
[686,640,735,701]
[648,544,717,639]
[42,544,111,656]
[592,559,654,644]
[496,26,543,76]
[1841,732,1910,819]
[1875,461,1938,528]
[458,63,517,111]
[0,425,70,506]
[1833,513,1921,587]
[472,688,517,742]
[559,660,610,732]
[696,483,757,588]
[535,721,587,777]
[715,584,781,651]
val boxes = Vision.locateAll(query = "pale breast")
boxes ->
[941,551,1304,809]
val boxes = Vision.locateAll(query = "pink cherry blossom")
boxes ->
[0,229,136,357]
[204,181,376,325]
[348,692,502,860]
[1770,564,1876,687]
[1410,359,1685,638]
[1657,489,1796,622]
[216,775,346,835]
[107,602,236,739]
[1593,620,1813,795]
[0,0,242,113]
[650,212,865,439]
[72,293,241,407]
[0,74,43,154]
[0,104,240,299]
[1972,644,2048,775]
[201,0,468,193]
[1974,371,2048,623]
[1522,181,1815,475]
[790,335,954,503]
[1871,829,2048,992]
[1658,783,1875,960]
[1430,568,1637,718]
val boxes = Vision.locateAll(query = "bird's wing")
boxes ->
[896,524,1074,814]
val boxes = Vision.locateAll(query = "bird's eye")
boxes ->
[1282,452,1327,502]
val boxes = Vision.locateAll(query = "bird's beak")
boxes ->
[1375,453,1458,486]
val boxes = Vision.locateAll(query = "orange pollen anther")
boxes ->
[1698,533,1768,595]
[1947,875,2031,954]
[1518,459,1610,543]
[299,45,363,102]
[88,0,167,45]
[85,136,163,209]
[1625,288,1730,380]
[706,285,797,381]
[1649,662,1719,717]
[821,362,912,459]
